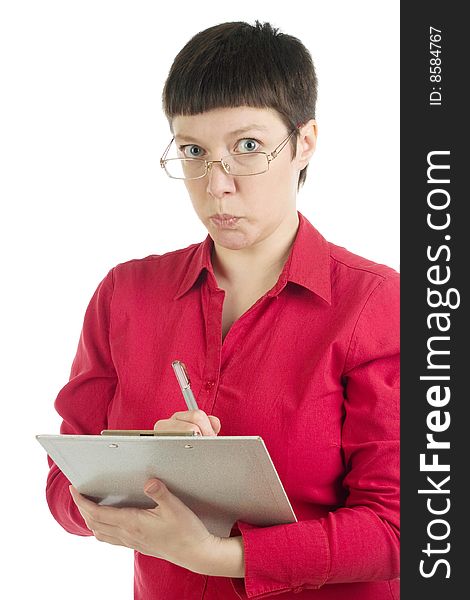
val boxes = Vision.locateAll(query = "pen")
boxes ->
[171,360,199,411]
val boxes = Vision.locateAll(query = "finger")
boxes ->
[143,478,204,527]
[173,409,217,436]
[90,520,126,541]
[69,490,102,529]
[69,486,129,526]
[143,478,185,517]
[73,503,94,532]
[144,478,167,498]
[92,530,129,547]
[92,529,162,556]
[208,415,221,435]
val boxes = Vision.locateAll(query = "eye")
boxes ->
[237,138,260,153]
[179,145,205,158]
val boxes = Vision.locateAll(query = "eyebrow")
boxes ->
[175,124,269,143]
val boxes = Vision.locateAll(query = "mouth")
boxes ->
[209,214,241,228]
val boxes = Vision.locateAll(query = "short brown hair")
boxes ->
[162,21,318,189]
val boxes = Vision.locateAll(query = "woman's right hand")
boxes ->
[153,410,221,437]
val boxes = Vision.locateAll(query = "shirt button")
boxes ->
[204,380,215,391]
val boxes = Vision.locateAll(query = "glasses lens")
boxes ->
[223,153,269,176]
[163,159,206,180]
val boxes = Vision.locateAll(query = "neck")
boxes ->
[211,212,300,287]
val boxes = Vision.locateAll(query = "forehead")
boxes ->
[171,106,285,139]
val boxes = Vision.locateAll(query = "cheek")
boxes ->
[261,162,296,200]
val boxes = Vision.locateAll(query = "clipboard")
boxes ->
[37,433,297,537]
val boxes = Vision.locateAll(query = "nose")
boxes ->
[206,161,236,198]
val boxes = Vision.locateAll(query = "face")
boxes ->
[170,106,315,253]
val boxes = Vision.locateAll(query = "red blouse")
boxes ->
[45,211,400,599]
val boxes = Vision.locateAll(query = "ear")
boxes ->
[296,119,317,170]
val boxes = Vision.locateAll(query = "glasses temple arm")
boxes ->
[269,126,302,160]
[160,137,175,165]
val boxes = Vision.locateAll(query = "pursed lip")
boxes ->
[210,213,240,220]
[209,214,242,228]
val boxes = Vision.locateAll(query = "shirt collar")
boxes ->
[174,211,331,304]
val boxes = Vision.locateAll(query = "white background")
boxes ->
[0,1,399,597]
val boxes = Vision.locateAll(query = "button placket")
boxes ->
[199,288,223,411]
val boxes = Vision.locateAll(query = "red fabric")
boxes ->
[45,212,400,599]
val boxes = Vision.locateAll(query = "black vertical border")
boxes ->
[401,3,467,598]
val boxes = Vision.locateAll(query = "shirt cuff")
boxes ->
[230,519,330,599]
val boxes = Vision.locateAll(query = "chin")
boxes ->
[210,230,252,250]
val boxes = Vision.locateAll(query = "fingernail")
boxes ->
[145,481,160,494]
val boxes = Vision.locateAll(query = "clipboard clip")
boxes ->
[100,429,200,436]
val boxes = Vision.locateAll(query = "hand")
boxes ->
[154,409,221,436]
[69,478,219,574]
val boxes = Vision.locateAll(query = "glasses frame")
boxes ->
[160,125,301,180]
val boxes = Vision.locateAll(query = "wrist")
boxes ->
[192,535,245,578]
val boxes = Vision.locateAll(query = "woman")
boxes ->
[46,21,400,599]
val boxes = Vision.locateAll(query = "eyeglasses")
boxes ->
[160,126,299,180]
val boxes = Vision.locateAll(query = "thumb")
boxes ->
[208,415,221,435]
[144,478,167,500]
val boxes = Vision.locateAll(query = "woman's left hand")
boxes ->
[69,478,218,574]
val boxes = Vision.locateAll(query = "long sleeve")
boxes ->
[230,274,400,599]
[45,268,118,535]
